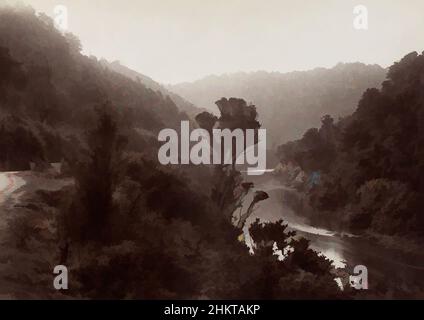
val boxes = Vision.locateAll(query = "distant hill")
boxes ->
[169,64,387,146]
[101,60,203,117]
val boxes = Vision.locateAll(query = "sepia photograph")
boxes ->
[0,0,423,309]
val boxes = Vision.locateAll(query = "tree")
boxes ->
[0,46,26,94]
[65,32,82,53]
[196,97,267,226]
[195,111,217,136]
[70,103,127,242]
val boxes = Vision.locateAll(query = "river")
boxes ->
[239,173,424,295]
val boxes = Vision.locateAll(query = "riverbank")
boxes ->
[240,173,424,297]
[274,178,424,262]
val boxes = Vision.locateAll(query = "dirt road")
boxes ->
[0,172,26,204]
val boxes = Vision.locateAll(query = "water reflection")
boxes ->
[239,174,424,293]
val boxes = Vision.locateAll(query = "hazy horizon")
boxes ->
[5,0,424,84]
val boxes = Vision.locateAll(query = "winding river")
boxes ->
[240,173,424,294]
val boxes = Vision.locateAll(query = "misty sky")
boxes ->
[6,0,424,84]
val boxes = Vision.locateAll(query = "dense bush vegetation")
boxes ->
[277,52,424,239]
[170,62,386,146]
[0,5,189,171]
[0,6,343,299]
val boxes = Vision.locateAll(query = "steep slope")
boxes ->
[101,59,203,117]
[0,6,186,170]
[170,64,387,146]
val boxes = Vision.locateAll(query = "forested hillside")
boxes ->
[0,5,187,171]
[277,51,424,239]
[101,59,202,117]
[0,5,349,299]
[170,64,387,146]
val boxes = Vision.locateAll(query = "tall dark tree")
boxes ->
[71,103,127,242]
[196,98,266,225]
